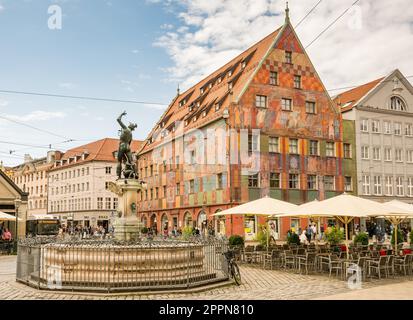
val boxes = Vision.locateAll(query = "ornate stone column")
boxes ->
[108,180,146,241]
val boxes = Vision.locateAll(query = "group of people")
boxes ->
[58,224,113,239]
[299,223,320,244]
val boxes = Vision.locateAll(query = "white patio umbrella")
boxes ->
[212,196,298,217]
[367,201,413,253]
[275,194,400,258]
[213,196,298,247]
[0,211,22,221]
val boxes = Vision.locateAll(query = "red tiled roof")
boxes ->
[334,77,385,112]
[139,26,283,154]
[50,138,143,171]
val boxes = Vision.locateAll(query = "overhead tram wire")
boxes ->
[0,89,168,107]
[305,0,361,49]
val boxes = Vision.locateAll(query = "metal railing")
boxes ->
[16,237,229,292]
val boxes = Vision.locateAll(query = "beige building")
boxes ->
[11,151,61,218]
[0,168,28,238]
[47,138,142,229]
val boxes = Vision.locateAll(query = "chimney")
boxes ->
[24,154,33,163]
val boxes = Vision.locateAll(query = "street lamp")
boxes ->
[14,198,22,240]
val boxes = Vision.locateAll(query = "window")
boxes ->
[97,197,103,210]
[362,175,371,195]
[293,75,301,89]
[269,137,279,153]
[383,121,391,134]
[373,176,382,195]
[395,149,403,162]
[385,148,392,161]
[324,176,335,191]
[255,95,267,108]
[344,176,353,192]
[309,140,319,156]
[289,174,299,189]
[217,173,223,189]
[385,176,393,196]
[407,150,413,163]
[281,98,292,111]
[150,165,153,176]
[361,146,369,159]
[406,124,413,136]
[155,187,159,199]
[189,180,195,193]
[270,71,278,85]
[360,119,368,132]
[390,96,407,111]
[326,142,335,157]
[372,147,381,160]
[307,175,317,190]
[396,177,404,196]
[394,122,402,135]
[105,197,111,210]
[270,173,280,188]
[408,178,413,197]
[113,198,118,210]
[190,150,196,164]
[285,51,292,64]
[306,101,316,114]
[248,134,259,153]
[248,173,259,187]
[289,139,298,154]
[176,155,180,169]
[343,143,352,158]
[176,183,180,196]
[150,188,153,200]
[371,120,380,133]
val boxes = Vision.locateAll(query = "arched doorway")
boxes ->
[150,214,157,234]
[197,210,207,235]
[161,213,169,231]
[183,211,192,228]
[141,215,148,228]
[214,209,226,236]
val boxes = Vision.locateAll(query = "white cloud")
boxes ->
[0,99,9,107]
[160,23,174,30]
[6,111,66,122]
[132,49,140,54]
[152,0,413,92]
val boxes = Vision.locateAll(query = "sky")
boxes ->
[0,0,412,166]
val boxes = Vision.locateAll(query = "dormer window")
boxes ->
[285,51,292,64]
[184,120,188,126]
[202,111,207,118]
[215,103,220,111]
[193,116,197,122]
[200,88,204,94]
[196,101,200,107]
[189,105,194,112]
[209,83,212,89]
[390,96,407,111]
[228,70,233,77]
[218,77,222,84]
[241,61,246,69]
[228,82,233,90]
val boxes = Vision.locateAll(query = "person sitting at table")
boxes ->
[2,228,12,241]
[299,230,308,245]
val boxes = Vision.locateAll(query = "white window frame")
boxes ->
[269,137,280,153]
[385,176,393,196]
[384,148,392,161]
[394,122,402,135]
[372,147,381,161]
[373,176,382,195]
[309,140,319,156]
[396,177,404,196]
[326,142,335,157]
[281,98,292,111]
[406,124,413,136]
[362,175,371,195]
[324,176,335,191]
[407,150,413,163]
[344,176,353,192]
[360,119,368,132]
[307,175,318,190]
[371,120,380,133]
[289,139,299,154]
[395,149,403,162]
[361,146,369,160]
[408,177,413,197]
[383,121,391,134]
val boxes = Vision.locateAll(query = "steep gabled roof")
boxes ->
[139,26,283,154]
[50,138,143,171]
[334,77,385,112]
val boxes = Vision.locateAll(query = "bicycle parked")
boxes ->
[223,249,242,286]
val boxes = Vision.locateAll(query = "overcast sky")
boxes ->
[0,0,412,166]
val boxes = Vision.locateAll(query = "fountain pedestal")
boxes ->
[109,179,144,241]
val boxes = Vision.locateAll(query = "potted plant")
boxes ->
[353,232,369,246]
[391,228,404,246]
[325,226,344,246]
[228,235,245,248]
[141,227,149,234]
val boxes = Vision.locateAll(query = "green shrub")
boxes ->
[287,232,300,245]
[182,226,193,240]
[391,228,404,245]
[141,227,149,234]
[353,232,369,245]
[325,226,344,245]
[229,235,244,247]
[255,230,268,247]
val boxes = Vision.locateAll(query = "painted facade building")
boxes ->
[10,151,61,218]
[47,138,142,229]
[137,11,344,240]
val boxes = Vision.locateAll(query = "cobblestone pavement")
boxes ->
[1,256,412,300]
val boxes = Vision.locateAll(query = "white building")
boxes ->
[337,69,413,203]
[47,138,142,229]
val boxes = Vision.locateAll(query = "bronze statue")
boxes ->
[117,111,138,179]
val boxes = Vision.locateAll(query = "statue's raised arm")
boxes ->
[117,111,128,130]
